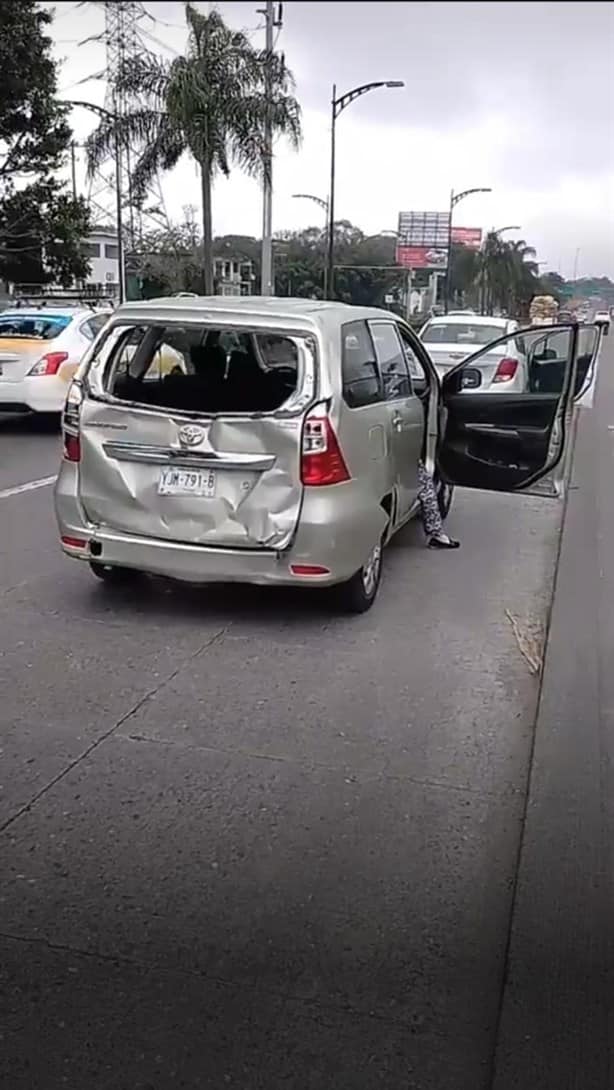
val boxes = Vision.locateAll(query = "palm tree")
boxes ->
[506,239,539,318]
[478,234,540,317]
[87,4,301,294]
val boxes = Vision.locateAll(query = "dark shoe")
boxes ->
[428,534,460,550]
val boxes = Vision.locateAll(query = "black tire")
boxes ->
[89,562,140,584]
[337,539,383,614]
[436,478,455,521]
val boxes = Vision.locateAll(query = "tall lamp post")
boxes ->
[326,80,404,298]
[69,99,126,304]
[292,193,329,296]
[444,186,491,313]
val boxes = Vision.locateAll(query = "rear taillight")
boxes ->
[301,406,350,486]
[63,434,81,462]
[28,351,69,376]
[493,357,518,383]
[62,381,83,463]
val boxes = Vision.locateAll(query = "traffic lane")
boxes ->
[0,484,563,1088]
[2,487,560,804]
[0,480,64,594]
[0,413,61,492]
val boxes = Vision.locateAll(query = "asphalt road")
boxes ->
[0,408,566,1088]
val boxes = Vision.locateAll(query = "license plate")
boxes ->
[158,467,216,497]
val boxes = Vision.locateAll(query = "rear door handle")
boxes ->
[391,413,403,431]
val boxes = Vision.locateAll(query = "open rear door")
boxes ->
[436,323,602,497]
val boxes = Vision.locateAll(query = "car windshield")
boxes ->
[0,313,71,340]
[422,322,504,345]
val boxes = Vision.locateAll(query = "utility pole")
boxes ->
[259,1,282,296]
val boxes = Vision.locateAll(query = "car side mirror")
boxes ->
[595,317,610,337]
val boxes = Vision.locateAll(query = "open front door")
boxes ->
[436,323,602,497]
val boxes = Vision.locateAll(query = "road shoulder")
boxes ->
[492,404,614,1089]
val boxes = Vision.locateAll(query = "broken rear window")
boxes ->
[99,324,303,414]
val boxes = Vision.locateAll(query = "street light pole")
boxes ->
[327,84,337,299]
[326,79,404,299]
[69,99,126,304]
[443,185,491,313]
[259,0,282,296]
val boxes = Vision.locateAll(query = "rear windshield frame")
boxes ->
[422,322,506,346]
[83,319,319,419]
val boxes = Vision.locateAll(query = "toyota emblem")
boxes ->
[178,424,205,447]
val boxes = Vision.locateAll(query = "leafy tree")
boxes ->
[0,181,90,287]
[87,3,301,294]
[0,1,91,286]
[274,223,403,307]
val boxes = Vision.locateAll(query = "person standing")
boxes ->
[417,461,460,549]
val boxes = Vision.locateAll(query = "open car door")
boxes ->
[436,323,603,497]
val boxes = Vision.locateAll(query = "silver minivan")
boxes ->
[54,297,603,611]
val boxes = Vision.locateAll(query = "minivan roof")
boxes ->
[113,295,396,330]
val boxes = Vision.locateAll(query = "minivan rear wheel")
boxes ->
[89,562,140,585]
[337,539,383,614]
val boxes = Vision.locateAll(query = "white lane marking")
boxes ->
[0,475,56,500]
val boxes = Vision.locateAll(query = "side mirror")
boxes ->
[595,317,610,337]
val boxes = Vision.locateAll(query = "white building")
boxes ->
[213,257,255,296]
[82,228,119,298]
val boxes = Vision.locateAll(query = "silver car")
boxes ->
[54,298,601,612]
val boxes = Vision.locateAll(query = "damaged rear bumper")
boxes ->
[54,464,388,588]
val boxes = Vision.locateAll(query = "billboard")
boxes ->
[451,226,482,250]
[396,211,450,270]
[396,246,448,270]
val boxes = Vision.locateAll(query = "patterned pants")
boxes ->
[417,459,443,537]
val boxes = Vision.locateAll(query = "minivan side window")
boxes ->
[341,320,381,408]
[370,321,412,400]
[396,324,427,388]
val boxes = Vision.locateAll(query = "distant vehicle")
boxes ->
[448,309,475,316]
[418,314,527,393]
[0,307,110,415]
[529,295,559,326]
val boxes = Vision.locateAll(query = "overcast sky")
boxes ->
[51,0,614,277]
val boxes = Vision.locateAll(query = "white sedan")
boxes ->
[419,314,527,393]
[0,307,110,415]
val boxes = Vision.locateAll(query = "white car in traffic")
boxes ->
[419,314,527,393]
[0,307,110,415]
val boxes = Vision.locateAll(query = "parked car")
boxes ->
[418,314,527,393]
[0,307,110,415]
[54,298,601,612]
